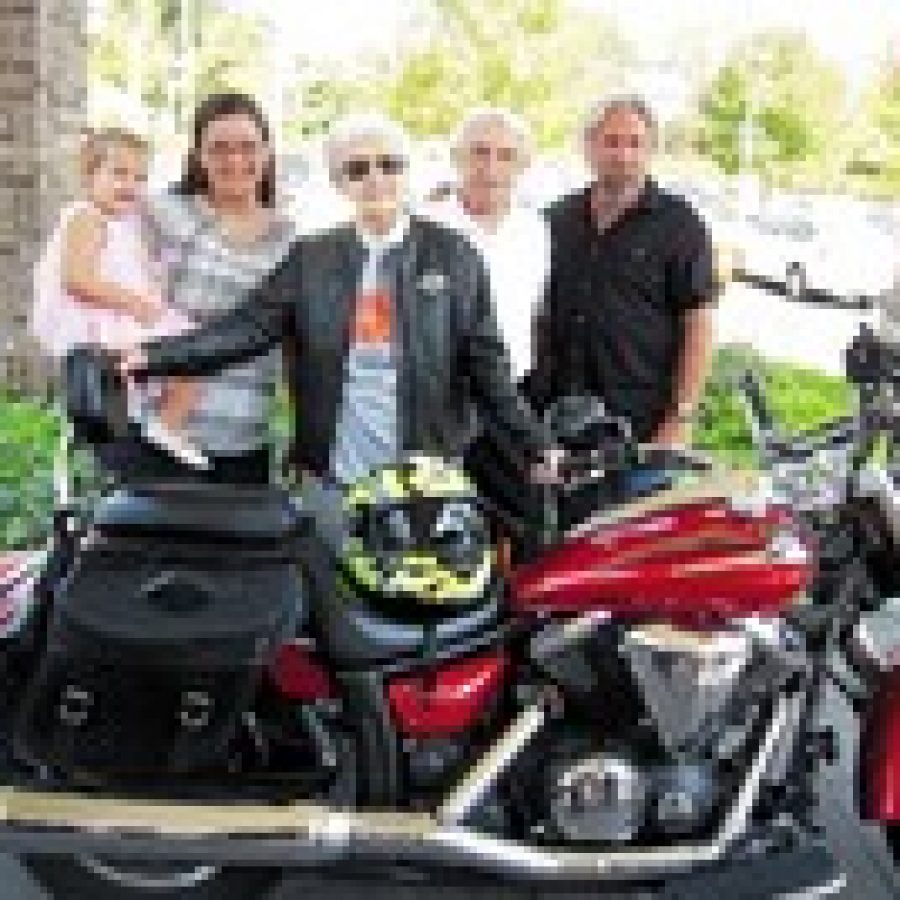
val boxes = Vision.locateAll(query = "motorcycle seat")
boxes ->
[88,483,311,547]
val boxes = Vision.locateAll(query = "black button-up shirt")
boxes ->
[527,178,716,441]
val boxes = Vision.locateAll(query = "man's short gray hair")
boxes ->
[453,107,532,156]
[582,94,657,142]
[325,112,411,180]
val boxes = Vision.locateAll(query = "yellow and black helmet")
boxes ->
[339,456,495,615]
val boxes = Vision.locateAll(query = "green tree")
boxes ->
[372,0,633,149]
[281,66,363,145]
[870,61,900,144]
[88,0,268,128]
[697,31,846,179]
[853,57,900,194]
[88,0,635,154]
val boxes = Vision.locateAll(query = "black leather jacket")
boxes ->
[141,216,545,478]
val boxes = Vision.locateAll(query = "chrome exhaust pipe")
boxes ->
[437,698,548,826]
[0,692,800,882]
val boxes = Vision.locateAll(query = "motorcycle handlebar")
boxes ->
[732,265,880,313]
[63,346,130,448]
[552,442,712,493]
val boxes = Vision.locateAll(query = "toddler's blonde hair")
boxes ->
[79,126,149,185]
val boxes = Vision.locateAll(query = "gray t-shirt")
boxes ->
[150,194,295,457]
[331,239,401,487]
[300,232,406,557]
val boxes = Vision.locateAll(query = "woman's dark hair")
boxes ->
[173,92,276,207]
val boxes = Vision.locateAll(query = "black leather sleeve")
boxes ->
[140,242,299,378]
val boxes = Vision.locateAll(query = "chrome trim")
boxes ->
[530,608,612,661]
[860,467,900,544]
[437,700,548,826]
[777,874,848,900]
[853,596,900,672]
[80,856,218,891]
[621,624,753,753]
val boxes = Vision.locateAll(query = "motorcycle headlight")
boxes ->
[340,457,495,611]
[731,446,852,518]
[773,446,853,513]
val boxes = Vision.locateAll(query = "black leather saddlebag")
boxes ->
[14,484,307,782]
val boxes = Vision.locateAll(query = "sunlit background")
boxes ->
[84,0,900,311]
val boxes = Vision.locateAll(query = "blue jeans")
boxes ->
[620,465,673,501]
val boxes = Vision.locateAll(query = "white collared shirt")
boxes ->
[357,212,410,255]
[356,212,410,294]
[422,195,549,379]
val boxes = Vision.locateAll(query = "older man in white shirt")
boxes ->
[421,109,551,552]
[423,108,550,382]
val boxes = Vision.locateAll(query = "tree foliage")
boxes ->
[84,4,897,198]
[853,58,900,193]
[371,0,632,148]
[697,31,846,177]
[88,0,268,128]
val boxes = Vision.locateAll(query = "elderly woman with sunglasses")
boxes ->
[119,113,554,540]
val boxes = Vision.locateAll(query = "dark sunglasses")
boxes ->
[341,154,406,182]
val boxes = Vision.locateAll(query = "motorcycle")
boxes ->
[0,304,893,898]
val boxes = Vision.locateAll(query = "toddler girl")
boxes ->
[32,127,207,468]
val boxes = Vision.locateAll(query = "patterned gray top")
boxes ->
[149,194,295,457]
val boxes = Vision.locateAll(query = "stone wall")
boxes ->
[0,0,86,396]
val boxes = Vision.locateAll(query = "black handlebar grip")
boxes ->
[63,345,130,448]
[844,325,899,388]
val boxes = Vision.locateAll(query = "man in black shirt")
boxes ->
[526,96,717,457]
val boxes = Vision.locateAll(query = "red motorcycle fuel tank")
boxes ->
[510,491,813,625]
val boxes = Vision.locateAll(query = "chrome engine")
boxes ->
[529,615,809,847]
[620,625,753,753]
[547,753,647,843]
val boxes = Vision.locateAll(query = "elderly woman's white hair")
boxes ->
[453,107,533,157]
[581,94,657,145]
[324,112,412,182]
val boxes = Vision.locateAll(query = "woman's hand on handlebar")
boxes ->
[116,346,148,379]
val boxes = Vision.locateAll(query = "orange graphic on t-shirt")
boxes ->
[351,288,393,344]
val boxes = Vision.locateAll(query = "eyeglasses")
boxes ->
[467,143,519,163]
[341,154,407,183]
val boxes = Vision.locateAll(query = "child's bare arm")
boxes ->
[62,208,161,325]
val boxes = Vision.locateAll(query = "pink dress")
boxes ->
[31,200,191,359]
